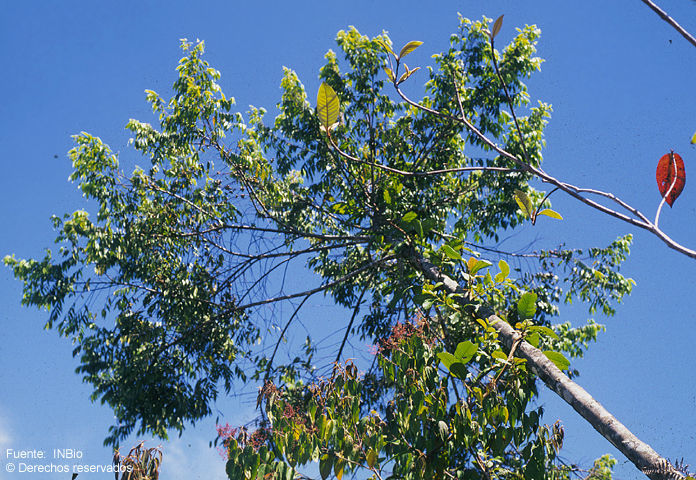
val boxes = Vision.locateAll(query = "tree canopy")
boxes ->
[5,13,692,480]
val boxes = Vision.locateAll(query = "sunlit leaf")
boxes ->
[543,351,571,371]
[334,458,345,480]
[691,131,696,144]
[397,66,421,84]
[528,325,559,340]
[376,39,394,56]
[517,291,537,319]
[317,82,339,130]
[437,351,458,370]
[536,209,563,220]
[495,259,510,283]
[398,40,423,59]
[384,67,395,82]
[526,332,540,347]
[454,341,478,363]
[402,211,417,222]
[656,151,686,207]
[466,256,491,275]
[437,420,450,440]
[491,350,508,362]
[442,244,462,261]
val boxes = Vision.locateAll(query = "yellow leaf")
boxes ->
[691,130,696,144]
[514,189,534,218]
[317,82,339,130]
[397,66,421,84]
[398,40,423,59]
[366,449,377,468]
[536,208,563,220]
[376,39,394,56]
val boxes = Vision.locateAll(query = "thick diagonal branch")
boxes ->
[411,253,683,480]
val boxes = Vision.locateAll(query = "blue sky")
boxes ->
[1,1,695,479]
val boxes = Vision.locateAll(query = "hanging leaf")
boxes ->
[490,15,504,40]
[366,449,377,469]
[656,151,686,207]
[528,325,559,340]
[536,208,563,220]
[384,67,395,82]
[334,457,345,480]
[317,82,339,131]
[543,351,571,371]
[398,40,423,59]
[442,244,462,261]
[376,39,394,56]
[514,189,534,219]
[691,131,696,144]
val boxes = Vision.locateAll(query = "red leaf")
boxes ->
[656,151,686,207]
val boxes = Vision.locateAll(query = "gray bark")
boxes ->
[413,254,684,480]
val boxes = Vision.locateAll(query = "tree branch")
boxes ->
[391,84,696,260]
[639,0,696,49]
[410,252,684,480]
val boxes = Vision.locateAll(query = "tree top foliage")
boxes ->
[9,14,684,480]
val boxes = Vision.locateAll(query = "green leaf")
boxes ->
[517,292,537,319]
[491,350,508,362]
[437,351,458,370]
[536,208,563,220]
[543,351,571,371]
[495,259,510,283]
[528,325,559,340]
[454,341,478,363]
[384,67,395,82]
[398,40,423,59]
[449,362,468,378]
[442,244,462,261]
[402,211,417,222]
[467,256,491,275]
[334,457,345,480]
[490,15,504,39]
[526,332,540,347]
[383,189,392,205]
[317,82,339,130]
[514,189,534,219]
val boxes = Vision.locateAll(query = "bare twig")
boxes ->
[639,0,696,49]
[391,84,696,259]
[328,135,519,177]
[235,254,396,311]
[335,280,371,363]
